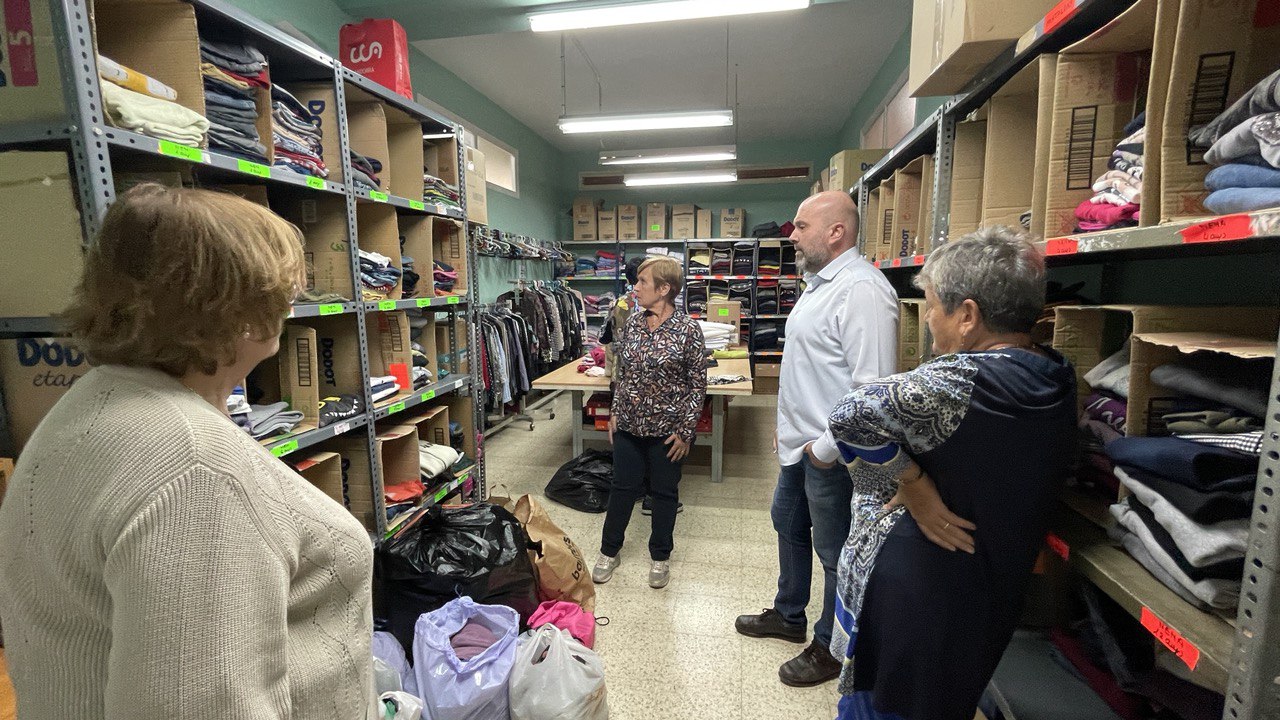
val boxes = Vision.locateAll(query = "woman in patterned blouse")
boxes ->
[592,256,707,590]
[821,227,1077,720]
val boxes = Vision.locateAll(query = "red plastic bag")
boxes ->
[339,18,413,100]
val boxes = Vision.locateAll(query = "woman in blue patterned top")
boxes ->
[823,227,1078,720]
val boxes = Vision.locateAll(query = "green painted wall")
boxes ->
[832,25,946,153]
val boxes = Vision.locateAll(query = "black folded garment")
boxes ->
[319,393,364,427]
[752,221,783,238]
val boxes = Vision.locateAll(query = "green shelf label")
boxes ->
[416,298,433,308]
[409,200,425,211]
[157,140,203,162]
[237,159,270,178]
[388,401,406,414]
[718,308,730,316]
[305,176,326,189]
[270,440,298,457]
[434,487,449,503]
[649,224,661,232]
[447,296,461,305]
[378,300,396,311]
[318,303,343,316]
[421,390,436,402]
[370,191,389,202]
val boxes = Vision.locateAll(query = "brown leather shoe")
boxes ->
[779,639,841,687]
[734,608,806,643]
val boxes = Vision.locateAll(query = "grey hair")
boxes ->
[913,226,1046,334]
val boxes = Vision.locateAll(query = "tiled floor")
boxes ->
[485,393,843,720]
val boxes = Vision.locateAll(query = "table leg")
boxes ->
[711,395,725,483]
[571,390,584,457]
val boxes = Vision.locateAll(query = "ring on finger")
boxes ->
[943,521,951,530]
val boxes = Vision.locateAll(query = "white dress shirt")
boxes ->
[777,247,899,465]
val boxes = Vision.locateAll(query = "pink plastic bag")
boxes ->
[529,600,597,649]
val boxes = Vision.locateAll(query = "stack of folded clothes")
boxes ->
[1076,113,1144,232]
[752,321,779,351]
[698,321,736,351]
[732,241,755,275]
[200,39,270,164]
[98,55,177,102]
[710,245,732,274]
[1188,67,1280,213]
[413,365,432,389]
[400,253,421,298]
[781,247,798,276]
[688,246,711,275]
[370,374,401,403]
[596,250,619,276]
[350,150,383,190]
[423,173,462,211]
[756,280,779,315]
[779,279,800,312]
[708,280,729,303]
[271,84,326,178]
[99,54,208,145]
[582,293,616,315]
[728,280,753,306]
[757,243,781,276]
[358,250,401,300]
[573,255,597,277]
[433,260,458,294]
[686,280,708,315]
[420,440,462,481]
[243,402,305,439]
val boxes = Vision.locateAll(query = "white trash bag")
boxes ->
[510,625,608,720]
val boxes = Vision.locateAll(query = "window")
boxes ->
[861,73,916,150]
[416,95,519,196]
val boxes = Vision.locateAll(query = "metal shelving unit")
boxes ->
[0,0,486,537]
[847,0,1280,714]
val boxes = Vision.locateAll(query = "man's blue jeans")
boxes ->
[771,456,853,648]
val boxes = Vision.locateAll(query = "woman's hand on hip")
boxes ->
[885,472,976,554]
[665,433,690,462]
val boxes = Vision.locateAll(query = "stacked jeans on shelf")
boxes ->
[271,84,326,178]
[350,151,383,190]
[572,256,597,277]
[359,250,401,300]
[1075,113,1144,232]
[200,39,270,164]
[1188,67,1280,213]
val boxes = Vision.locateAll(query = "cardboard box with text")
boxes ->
[696,208,713,238]
[646,203,668,239]
[0,338,94,454]
[463,146,488,225]
[597,207,618,241]
[573,197,602,241]
[948,119,987,239]
[909,0,1060,97]
[720,208,745,238]
[617,204,640,240]
[671,204,698,239]
[830,149,889,192]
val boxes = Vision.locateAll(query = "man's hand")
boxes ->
[608,416,616,445]
[773,429,778,454]
[884,472,976,553]
[803,441,836,470]
[665,433,691,462]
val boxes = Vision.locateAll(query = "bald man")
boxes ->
[736,191,899,686]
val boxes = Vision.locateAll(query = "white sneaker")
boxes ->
[593,553,620,584]
[649,560,671,589]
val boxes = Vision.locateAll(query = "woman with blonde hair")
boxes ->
[0,184,378,720]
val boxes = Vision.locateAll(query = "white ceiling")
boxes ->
[411,0,911,153]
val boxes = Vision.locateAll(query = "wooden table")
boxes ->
[532,357,753,483]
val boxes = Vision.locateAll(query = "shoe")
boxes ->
[592,553,620,584]
[649,560,670,589]
[640,496,684,516]
[779,639,841,687]
[734,608,806,643]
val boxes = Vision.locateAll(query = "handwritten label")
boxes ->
[370,191,389,202]
[271,440,299,457]
[387,401,406,414]
[718,308,730,317]
[437,204,450,215]
[409,199,425,211]
[1046,533,1069,561]
[332,421,352,435]
[157,140,203,162]
[318,303,343,316]
[237,159,271,178]
[1043,0,1078,33]
[378,300,396,311]
[421,390,436,402]
[1180,214,1253,244]
[417,298,436,308]
[1140,607,1200,671]
[447,296,461,305]
[305,175,326,189]
[434,486,449,503]
[1045,238,1080,256]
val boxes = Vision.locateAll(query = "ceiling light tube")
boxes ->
[600,145,736,166]
[559,109,733,134]
[623,169,738,187]
[530,0,811,32]
[422,132,456,140]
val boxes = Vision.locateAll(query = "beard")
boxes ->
[795,245,830,274]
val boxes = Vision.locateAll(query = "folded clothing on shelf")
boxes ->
[420,440,462,480]
[350,150,383,189]
[271,84,326,177]
[1150,352,1272,418]
[101,81,209,146]
[319,393,364,427]
[433,260,458,292]
[98,55,176,101]
[359,249,402,299]
[245,401,305,439]
[199,41,270,164]
[370,374,401,402]
[710,247,732,274]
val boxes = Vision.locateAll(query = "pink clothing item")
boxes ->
[1075,199,1140,226]
[529,600,599,648]
[450,619,498,661]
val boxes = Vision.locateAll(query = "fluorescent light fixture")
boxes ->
[559,109,733,134]
[530,0,811,32]
[422,132,456,140]
[623,169,738,187]
[600,145,736,166]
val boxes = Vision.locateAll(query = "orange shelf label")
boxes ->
[1180,214,1253,244]
[1043,0,1078,33]
[891,258,902,267]
[913,254,925,265]
[1140,607,1200,671]
[1046,533,1069,561]
[1045,238,1079,256]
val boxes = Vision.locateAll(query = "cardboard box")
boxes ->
[446,392,478,459]
[385,104,426,200]
[646,203,669,239]
[899,299,927,372]
[892,160,924,259]
[375,427,420,505]
[279,324,322,429]
[1031,55,1059,238]
[95,0,206,119]
[280,83,342,183]
[294,451,344,507]
[696,208,713,238]
[1160,0,1280,221]
[948,119,987,239]
[309,315,366,402]
[753,361,781,395]
[356,202,403,300]
[830,149,889,193]
[573,197,602,241]
[707,299,742,334]
[1051,304,1278,437]
[819,168,831,191]
[876,178,896,262]
[597,207,618,241]
[437,317,469,376]
[369,311,413,405]
[346,101,390,186]
[0,152,83,317]
[0,457,12,506]
[811,180,822,196]
[431,218,467,293]
[398,214,434,295]
[865,187,882,259]
[917,154,936,254]
[720,208,745,238]
[338,424,419,530]
[401,404,450,447]
[276,195,353,299]
[425,136,459,187]
[617,204,640,240]
[981,62,1042,231]
[1044,0,1174,238]
[909,0,1060,97]
[0,338,94,454]
[0,0,65,124]
[671,204,698,239]
[463,146,488,225]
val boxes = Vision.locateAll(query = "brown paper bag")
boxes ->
[493,492,595,612]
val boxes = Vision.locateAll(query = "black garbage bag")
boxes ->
[374,502,539,651]
[544,449,613,513]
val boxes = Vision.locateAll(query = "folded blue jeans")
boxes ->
[1203,187,1280,214]
[1205,163,1280,190]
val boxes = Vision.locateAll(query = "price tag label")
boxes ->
[437,204,449,215]
[378,300,396,311]
[332,421,352,435]
[434,486,449,503]
[718,308,730,317]
[158,140,203,162]
[891,258,902,267]
[1045,238,1080,256]
[270,440,299,457]
[318,303,343,316]
[421,390,436,402]
[1180,214,1253,244]
[1045,533,1069,561]
[650,224,661,232]
[1140,607,1201,671]
[409,199,425,211]
[370,191,389,202]
[416,298,433,308]
[913,254,925,265]
[388,401,406,415]
[305,176,326,189]
[447,296,461,305]
[1043,0,1078,34]
[237,159,271,178]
